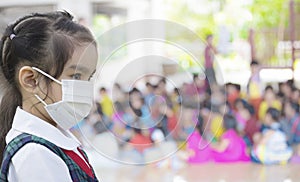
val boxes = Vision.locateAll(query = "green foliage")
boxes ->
[93,14,111,37]
[249,0,289,28]
[164,0,217,40]
[163,0,293,65]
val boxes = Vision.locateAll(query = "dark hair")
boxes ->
[193,74,199,80]
[128,87,144,116]
[133,127,142,134]
[234,84,241,91]
[250,60,259,66]
[225,82,241,92]
[287,79,294,87]
[100,87,107,92]
[225,82,232,87]
[114,83,122,90]
[145,82,152,87]
[265,85,274,92]
[223,114,237,130]
[196,115,204,135]
[129,87,141,95]
[158,78,166,85]
[95,102,103,116]
[173,87,180,94]
[292,87,299,93]
[114,101,124,113]
[285,100,299,113]
[234,98,255,115]
[266,107,280,122]
[234,98,247,108]
[0,11,95,160]
[245,103,255,115]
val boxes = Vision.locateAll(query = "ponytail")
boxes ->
[0,85,22,161]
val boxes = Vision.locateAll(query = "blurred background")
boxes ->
[1,0,300,88]
[1,0,300,182]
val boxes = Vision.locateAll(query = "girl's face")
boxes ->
[264,90,275,103]
[282,84,292,96]
[292,90,300,101]
[130,97,143,109]
[48,43,97,102]
[240,109,251,120]
[35,43,98,125]
[284,103,294,118]
[264,113,272,125]
[194,77,205,87]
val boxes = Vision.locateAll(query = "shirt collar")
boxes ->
[6,107,81,150]
[270,122,281,130]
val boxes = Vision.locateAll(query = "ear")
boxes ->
[18,66,40,94]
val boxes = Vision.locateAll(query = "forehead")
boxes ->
[65,43,98,71]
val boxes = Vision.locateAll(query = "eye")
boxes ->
[71,73,82,80]
[88,71,96,81]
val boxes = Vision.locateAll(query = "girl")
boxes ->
[251,108,292,164]
[211,114,250,163]
[0,11,98,181]
[243,104,260,146]
[233,98,249,133]
[258,86,282,122]
[185,116,212,163]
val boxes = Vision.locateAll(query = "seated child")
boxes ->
[243,104,260,146]
[211,114,250,162]
[129,128,153,153]
[282,100,300,146]
[186,116,212,163]
[233,98,249,132]
[251,108,293,164]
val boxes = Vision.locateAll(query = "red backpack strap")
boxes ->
[62,148,94,178]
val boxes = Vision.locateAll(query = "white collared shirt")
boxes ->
[6,107,87,182]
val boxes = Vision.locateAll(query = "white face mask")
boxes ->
[32,67,93,130]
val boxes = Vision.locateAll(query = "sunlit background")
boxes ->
[1,0,300,89]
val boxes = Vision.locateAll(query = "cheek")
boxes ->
[264,117,270,124]
[48,83,62,102]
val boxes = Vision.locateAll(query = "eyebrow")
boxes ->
[68,65,91,73]
[67,65,96,79]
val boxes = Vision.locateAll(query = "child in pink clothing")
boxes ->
[186,116,212,163]
[211,114,250,163]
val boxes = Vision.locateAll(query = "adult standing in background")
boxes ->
[204,34,217,85]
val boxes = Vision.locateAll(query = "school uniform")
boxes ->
[251,123,293,164]
[0,107,98,181]
[287,114,300,145]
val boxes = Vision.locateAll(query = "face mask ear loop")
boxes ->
[34,94,47,106]
[32,67,62,85]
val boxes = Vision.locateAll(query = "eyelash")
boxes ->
[70,73,82,80]
[70,71,95,81]
[88,73,95,81]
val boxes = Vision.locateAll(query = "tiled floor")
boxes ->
[86,147,300,182]
[95,163,300,182]
[85,137,300,182]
